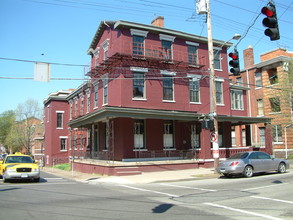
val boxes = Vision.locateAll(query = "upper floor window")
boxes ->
[86,89,90,113]
[231,89,243,110]
[56,112,64,128]
[186,42,199,65]
[255,72,262,88]
[103,76,108,105]
[132,36,144,56]
[213,47,221,70]
[102,39,109,61]
[133,72,145,99]
[269,97,281,113]
[159,34,175,61]
[257,99,264,116]
[189,76,200,103]
[162,71,175,101]
[216,80,224,105]
[268,68,278,85]
[94,83,99,108]
[236,77,242,86]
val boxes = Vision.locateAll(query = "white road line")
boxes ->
[119,185,179,198]
[251,195,293,204]
[242,183,289,191]
[204,202,283,220]
[160,183,217,192]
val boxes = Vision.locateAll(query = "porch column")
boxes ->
[265,123,273,155]
[200,129,212,159]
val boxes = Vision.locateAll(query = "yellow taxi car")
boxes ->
[0,152,40,183]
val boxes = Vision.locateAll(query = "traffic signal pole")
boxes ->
[206,0,220,172]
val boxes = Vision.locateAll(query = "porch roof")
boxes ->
[68,106,271,128]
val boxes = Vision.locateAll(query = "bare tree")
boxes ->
[10,99,43,154]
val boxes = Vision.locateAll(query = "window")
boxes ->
[161,40,172,60]
[269,97,281,112]
[163,120,174,149]
[134,120,145,149]
[103,77,108,105]
[94,83,98,108]
[69,102,73,120]
[60,137,67,151]
[102,39,109,61]
[189,78,200,103]
[216,81,223,104]
[213,48,221,70]
[56,112,63,128]
[163,75,174,101]
[187,45,198,65]
[191,124,200,149]
[257,99,264,116]
[80,95,84,116]
[272,124,283,143]
[255,72,262,87]
[259,127,265,146]
[87,91,90,113]
[268,68,278,85]
[231,130,236,146]
[133,72,145,98]
[242,129,246,146]
[231,90,243,110]
[236,77,242,86]
[132,35,144,56]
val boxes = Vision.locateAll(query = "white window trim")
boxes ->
[160,70,176,76]
[130,67,148,72]
[159,34,176,42]
[186,41,199,46]
[130,29,148,37]
[60,136,68,152]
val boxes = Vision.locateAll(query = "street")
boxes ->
[0,171,292,219]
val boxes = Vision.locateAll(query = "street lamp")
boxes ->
[206,0,241,172]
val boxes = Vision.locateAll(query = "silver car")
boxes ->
[216,151,289,178]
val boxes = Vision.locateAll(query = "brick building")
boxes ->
[44,18,272,175]
[230,47,293,158]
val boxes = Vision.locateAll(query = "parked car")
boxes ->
[216,151,289,178]
[0,152,40,182]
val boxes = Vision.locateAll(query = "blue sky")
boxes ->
[0,0,292,114]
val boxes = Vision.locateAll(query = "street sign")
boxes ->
[210,131,218,142]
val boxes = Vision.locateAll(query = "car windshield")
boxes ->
[5,156,34,164]
[228,152,249,159]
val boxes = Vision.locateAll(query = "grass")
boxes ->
[53,163,71,171]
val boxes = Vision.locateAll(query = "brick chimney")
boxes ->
[151,16,164,28]
[243,45,254,69]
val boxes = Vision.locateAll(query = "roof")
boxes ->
[88,20,233,54]
[254,55,292,69]
[68,106,271,128]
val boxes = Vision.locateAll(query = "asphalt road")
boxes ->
[0,171,292,219]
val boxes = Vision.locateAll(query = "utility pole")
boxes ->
[206,0,219,171]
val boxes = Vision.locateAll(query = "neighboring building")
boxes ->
[43,90,74,166]
[230,47,293,158]
[44,17,272,174]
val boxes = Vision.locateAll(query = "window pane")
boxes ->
[133,36,144,56]
[163,76,173,100]
[133,72,145,98]
[188,45,197,65]
[216,81,223,104]
[161,40,172,60]
[189,79,200,102]
[213,49,221,69]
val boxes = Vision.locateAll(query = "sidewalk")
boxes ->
[41,167,218,184]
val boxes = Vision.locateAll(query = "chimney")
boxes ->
[151,16,164,28]
[243,46,254,69]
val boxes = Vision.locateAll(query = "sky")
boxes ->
[0,0,292,114]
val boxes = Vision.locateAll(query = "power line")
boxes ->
[0,57,88,67]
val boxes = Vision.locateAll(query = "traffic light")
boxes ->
[261,3,280,41]
[228,50,240,76]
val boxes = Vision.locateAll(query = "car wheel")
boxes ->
[243,165,253,178]
[278,163,286,173]
[33,177,40,182]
